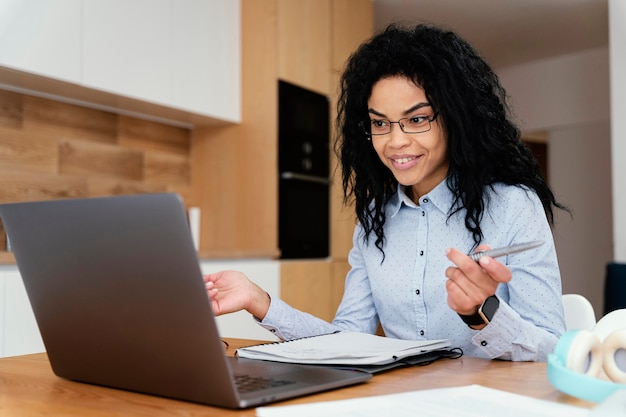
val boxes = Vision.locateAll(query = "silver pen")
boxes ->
[468,240,544,262]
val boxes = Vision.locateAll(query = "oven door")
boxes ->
[279,173,329,259]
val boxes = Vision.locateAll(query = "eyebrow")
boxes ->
[368,102,432,118]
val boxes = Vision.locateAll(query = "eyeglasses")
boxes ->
[360,112,439,136]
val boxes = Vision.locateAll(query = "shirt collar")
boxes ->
[388,179,454,217]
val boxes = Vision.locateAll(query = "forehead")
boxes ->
[367,76,427,114]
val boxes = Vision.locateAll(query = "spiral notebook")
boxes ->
[236,331,458,373]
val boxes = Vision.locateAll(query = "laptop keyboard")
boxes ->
[234,374,296,393]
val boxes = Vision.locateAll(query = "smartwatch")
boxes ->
[458,295,500,326]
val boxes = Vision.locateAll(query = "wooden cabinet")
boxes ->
[192,0,372,265]
[277,0,331,95]
[277,1,373,320]
[0,0,241,123]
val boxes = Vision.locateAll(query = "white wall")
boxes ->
[498,47,612,318]
[550,122,612,314]
[610,0,626,262]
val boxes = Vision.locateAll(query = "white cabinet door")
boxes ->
[0,0,81,82]
[200,259,280,342]
[0,268,44,357]
[170,0,241,122]
[82,0,171,106]
[0,0,240,122]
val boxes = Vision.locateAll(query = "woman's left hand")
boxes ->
[444,245,512,317]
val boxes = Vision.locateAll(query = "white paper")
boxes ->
[255,385,590,417]
[589,389,626,416]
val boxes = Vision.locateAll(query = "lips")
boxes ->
[389,155,420,171]
[393,156,417,164]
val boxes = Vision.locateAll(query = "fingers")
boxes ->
[476,255,512,284]
[445,245,512,315]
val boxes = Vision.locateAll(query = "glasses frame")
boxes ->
[360,112,439,136]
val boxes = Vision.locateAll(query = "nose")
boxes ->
[387,122,411,147]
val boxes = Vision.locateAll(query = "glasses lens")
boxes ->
[362,120,391,135]
[402,116,432,133]
[361,113,436,136]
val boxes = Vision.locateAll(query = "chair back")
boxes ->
[562,294,596,331]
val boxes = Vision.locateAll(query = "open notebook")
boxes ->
[0,193,371,409]
[237,331,459,374]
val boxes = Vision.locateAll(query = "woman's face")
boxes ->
[367,76,449,202]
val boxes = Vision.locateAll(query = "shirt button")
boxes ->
[415,289,420,295]
[481,340,488,346]
[420,330,425,336]
[423,198,429,203]
[419,250,424,256]
[421,211,425,217]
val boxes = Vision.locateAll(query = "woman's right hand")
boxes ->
[204,270,271,320]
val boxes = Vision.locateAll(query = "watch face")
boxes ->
[479,296,500,323]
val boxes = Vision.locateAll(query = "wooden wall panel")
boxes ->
[144,151,190,185]
[0,92,192,260]
[58,139,144,181]
[87,178,166,197]
[0,90,22,129]
[23,96,117,143]
[0,169,88,203]
[0,129,58,173]
[118,116,190,155]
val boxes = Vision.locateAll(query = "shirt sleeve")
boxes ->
[258,225,379,340]
[258,295,341,340]
[470,298,560,361]
[469,186,566,361]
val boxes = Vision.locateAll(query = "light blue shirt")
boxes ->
[260,180,566,361]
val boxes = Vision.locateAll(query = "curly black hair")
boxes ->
[335,23,567,255]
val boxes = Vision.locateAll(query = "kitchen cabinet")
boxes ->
[0,0,240,124]
[0,0,81,82]
[82,0,171,108]
[0,268,44,357]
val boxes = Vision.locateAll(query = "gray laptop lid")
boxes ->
[0,193,370,409]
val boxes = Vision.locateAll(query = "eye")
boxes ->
[371,119,389,128]
[406,115,428,126]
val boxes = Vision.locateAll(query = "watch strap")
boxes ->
[458,310,487,326]
[458,295,499,326]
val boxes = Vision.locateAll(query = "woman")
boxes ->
[204,23,567,361]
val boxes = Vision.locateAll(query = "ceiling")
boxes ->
[372,0,609,68]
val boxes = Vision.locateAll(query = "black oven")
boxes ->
[278,80,330,259]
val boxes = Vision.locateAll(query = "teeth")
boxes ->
[395,157,414,164]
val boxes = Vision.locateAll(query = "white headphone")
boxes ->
[548,309,626,403]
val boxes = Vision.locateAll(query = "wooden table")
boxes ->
[0,338,594,416]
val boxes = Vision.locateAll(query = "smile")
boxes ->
[392,156,418,164]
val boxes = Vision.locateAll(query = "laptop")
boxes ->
[0,193,371,409]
